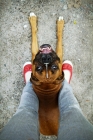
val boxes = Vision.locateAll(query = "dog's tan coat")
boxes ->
[29,14,64,135]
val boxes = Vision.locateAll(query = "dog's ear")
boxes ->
[30,73,41,85]
[54,71,64,84]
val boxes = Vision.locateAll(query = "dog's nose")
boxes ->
[41,54,52,64]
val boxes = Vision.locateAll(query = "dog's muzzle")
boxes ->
[41,54,52,78]
[41,54,52,64]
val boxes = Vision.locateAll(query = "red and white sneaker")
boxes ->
[23,62,32,83]
[62,60,73,83]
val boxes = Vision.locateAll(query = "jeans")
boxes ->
[0,80,93,140]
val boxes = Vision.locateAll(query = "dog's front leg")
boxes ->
[56,17,64,63]
[29,13,38,63]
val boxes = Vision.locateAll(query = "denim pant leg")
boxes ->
[57,80,93,140]
[0,81,39,140]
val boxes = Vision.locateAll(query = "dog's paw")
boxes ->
[30,12,36,17]
[58,16,63,21]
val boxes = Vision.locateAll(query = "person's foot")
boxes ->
[62,60,73,83]
[23,62,32,83]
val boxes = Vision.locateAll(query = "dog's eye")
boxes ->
[36,66,43,73]
[51,65,58,72]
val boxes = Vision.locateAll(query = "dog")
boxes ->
[29,13,64,136]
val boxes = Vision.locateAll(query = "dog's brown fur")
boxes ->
[29,14,64,135]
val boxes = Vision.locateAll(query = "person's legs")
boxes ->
[0,62,39,140]
[57,60,93,140]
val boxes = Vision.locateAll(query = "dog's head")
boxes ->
[30,44,64,85]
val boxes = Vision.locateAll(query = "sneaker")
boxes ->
[62,60,73,83]
[23,62,32,83]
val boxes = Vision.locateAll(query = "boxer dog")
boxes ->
[29,13,64,136]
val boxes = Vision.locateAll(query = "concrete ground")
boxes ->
[0,0,93,139]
